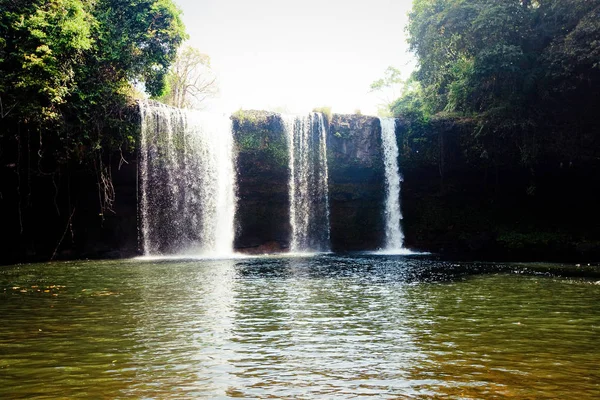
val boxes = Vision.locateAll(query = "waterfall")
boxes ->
[139,101,236,256]
[379,117,405,251]
[283,113,331,253]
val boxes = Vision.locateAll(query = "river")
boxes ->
[1,254,599,398]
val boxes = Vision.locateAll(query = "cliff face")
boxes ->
[232,111,290,253]
[231,109,600,260]
[327,114,385,251]
[0,109,389,264]
[232,111,387,253]
[398,116,600,261]
[2,108,599,265]
[0,153,139,265]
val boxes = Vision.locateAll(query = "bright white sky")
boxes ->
[175,0,415,115]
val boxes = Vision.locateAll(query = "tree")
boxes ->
[370,66,404,116]
[398,0,600,169]
[86,0,186,98]
[156,46,218,109]
[66,0,187,151]
[406,0,530,115]
[0,0,94,123]
[0,0,187,252]
[406,0,600,116]
[0,0,187,129]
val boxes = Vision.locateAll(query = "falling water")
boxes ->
[380,117,404,251]
[283,113,331,252]
[139,101,236,256]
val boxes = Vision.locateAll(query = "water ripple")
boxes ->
[0,255,599,398]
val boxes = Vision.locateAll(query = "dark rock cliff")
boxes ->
[232,110,290,253]
[2,107,599,265]
[398,116,600,261]
[231,111,387,253]
[327,114,385,251]
[0,153,139,265]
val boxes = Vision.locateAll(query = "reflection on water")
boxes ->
[0,255,599,398]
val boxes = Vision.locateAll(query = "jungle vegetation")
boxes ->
[379,0,600,258]
[390,0,600,175]
[0,0,186,258]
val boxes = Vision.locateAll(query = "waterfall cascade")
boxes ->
[283,113,331,253]
[379,117,405,251]
[139,101,236,256]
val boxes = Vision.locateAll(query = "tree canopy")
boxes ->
[0,0,187,231]
[0,0,186,131]
[370,66,404,117]
[0,0,94,123]
[390,0,600,170]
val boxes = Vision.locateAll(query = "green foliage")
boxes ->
[90,0,186,97]
[370,66,404,117]
[542,5,600,91]
[370,66,403,92]
[390,79,429,119]
[231,111,289,168]
[407,0,531,115]
[1,0,186,137]
[232,109,260,125]
[0,0,94,122]
[312,106,332,124]
[394,0,600,176]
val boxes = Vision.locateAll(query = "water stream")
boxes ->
[284,113,330,252]
[139,101,236,256]
[379,117,405,251]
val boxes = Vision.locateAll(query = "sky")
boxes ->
[175,0,416,115]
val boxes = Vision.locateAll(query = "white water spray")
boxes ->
[283,113,331,252]
[139,101,236,256]
[379,117,405,251]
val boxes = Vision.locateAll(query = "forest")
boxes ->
[0,0,185,262]
[388,0,600,259]
[394,0,600,173]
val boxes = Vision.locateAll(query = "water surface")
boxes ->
[1,255,599,398]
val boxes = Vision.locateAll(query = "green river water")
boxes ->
[1,254,599,398]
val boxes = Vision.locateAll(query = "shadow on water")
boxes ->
[227,253,600,282]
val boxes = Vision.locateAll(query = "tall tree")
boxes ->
[157,46,218,109]
[370,66,404,117]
